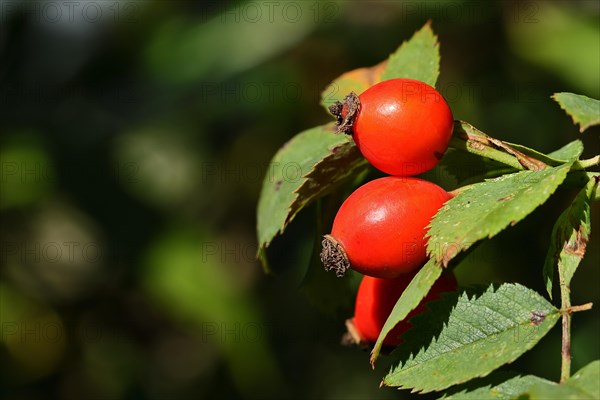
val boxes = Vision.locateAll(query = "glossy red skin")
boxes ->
[353,272,457,346]
[353,78,453,176]
[331,176,451,278]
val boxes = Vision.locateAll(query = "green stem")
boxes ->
[572,155,600,170]
[556,174,598,383]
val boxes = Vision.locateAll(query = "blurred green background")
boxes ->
[1,1,599,399]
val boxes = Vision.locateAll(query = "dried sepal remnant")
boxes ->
[341,319,370,350]
[320,234,350,277]
[329,92,360,135]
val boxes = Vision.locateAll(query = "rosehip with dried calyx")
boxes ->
[344,271,457,347]
[329,78,453,176]
[321,176,451,279]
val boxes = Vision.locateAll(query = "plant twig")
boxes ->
[559,270,571,384]
[573,155,600,170]
[558,300,594,383]
[565,302,593,313]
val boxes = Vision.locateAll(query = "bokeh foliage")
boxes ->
[1,1,598,399]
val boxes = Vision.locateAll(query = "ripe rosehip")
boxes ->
[346,272,457,347]
[321,176,451,278]
[330,78,453,176]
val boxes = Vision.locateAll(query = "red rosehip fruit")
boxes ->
[329,78,453,176]
[321,176,451,278]
[346,272,457,347]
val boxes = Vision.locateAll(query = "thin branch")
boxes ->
[565,302,593,314]
[559,269,571,384]
[573,155,600,170]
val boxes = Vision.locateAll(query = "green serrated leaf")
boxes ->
[383,284,560,393]
[521,360,600,399]
[442,123,581,184]
[257,247,270,274]
[564,360,600,398]
[553,93,600,133]
[428,163,572,266]
[381,21,440,86]
[547,140,585,162]
[320,22,439,109]
[450,121,529,171]
[291,140,368,219]
[370,258,442,365]
[440,148,518,185]
[441,372,553,400]
[504,140,584,167]
[256,124,366,258]
[543,177,597,298]
[319,61,386,109]
[524,384,590,399]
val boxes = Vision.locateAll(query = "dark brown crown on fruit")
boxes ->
[328,92,360,135]
[320,234,350,277]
